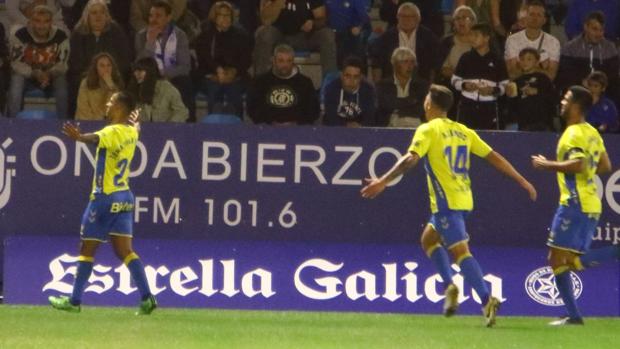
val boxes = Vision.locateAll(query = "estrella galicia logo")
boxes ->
[0,138,17,210]
[524,267,583,306]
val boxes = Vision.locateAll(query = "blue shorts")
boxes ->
[80,190,134,242]
[428,210,470,248]
[547,204,599,254]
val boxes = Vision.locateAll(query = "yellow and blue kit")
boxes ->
[548,123,606,254]
[80,124,138,242]
[408,118,493,247]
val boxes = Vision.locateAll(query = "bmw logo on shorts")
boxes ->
[524,267,583,306]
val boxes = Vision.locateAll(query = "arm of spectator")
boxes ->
[311,5,327,29]
[506,58,522,80]
[260,0,286,26]
[168,84,189,122]
[361,84,378,126]
[322,81,339,126]
[163,29,191,79]
[48,34,69,77]
[9,34,33,77]
[134,31,155,60]
[542,59,559,81]
[374,83,391,127]
[302,78,320,124]
[130,0,149,33]
[247,80,266,124]
[75,80,94,120]
[491,0,506,37]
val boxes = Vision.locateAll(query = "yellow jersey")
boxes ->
[91,124,138,198]
[408,118,493,213]
[556,123,605,213]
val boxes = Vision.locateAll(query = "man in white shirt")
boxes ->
[504,0,560,81]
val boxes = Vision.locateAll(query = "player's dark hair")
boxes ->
[115,91,136,115]
[428,84,454,112]
[568,85,593,113]
[471,23,492,37]
[518,47,540,61]
[342,55,365,72]
[585,11,605,26]
[152,0,172,15]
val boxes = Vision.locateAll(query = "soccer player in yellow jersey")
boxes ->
[532,86,614,326]
[49,92,157,315]
[362,85,537,327]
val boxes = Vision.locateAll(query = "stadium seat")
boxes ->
[16,109,58,120]
[199,113,242,124]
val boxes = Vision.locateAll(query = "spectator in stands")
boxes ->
[248,44,319,125]
[194,0,253,119]
[379,0,445,38]
[67,0,131,118]
[253,0,337,76]
[0,24,9,117]
[454,0,506,38]
[375,47,429,127]
[324,0,371,69]
[130,0,187,33]
[504,1,560,81]
[437,6,476,89]
[565,0,620,41]
[369,2,439,83]
[127,57,188,122]
[64,0,131,35]
[453,24,508,130]
[7,5,69,118]
[135,0,194,121]
[75,52,123,120]
[6,0,74,33]
[505,47,555,131]
[558,11,620,108]
[188,0,259,34]
[323,56,376,127]
[585,71,619,133]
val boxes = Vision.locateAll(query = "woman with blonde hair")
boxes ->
[75,52,124,120]
[68,0,131,117]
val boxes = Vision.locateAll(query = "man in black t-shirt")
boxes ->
[254,0,337,77]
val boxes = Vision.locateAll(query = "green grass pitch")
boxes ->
[0,305,618,348]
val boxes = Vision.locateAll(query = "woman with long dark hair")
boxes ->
[127,57,188,122]
[75,52,124,120]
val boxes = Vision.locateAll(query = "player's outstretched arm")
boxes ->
[597,152,612,175]
[361,152,420,199]
[486,151,537,201]
[129,108,142,133]
[531,154,585,174]
[62,122,99,144]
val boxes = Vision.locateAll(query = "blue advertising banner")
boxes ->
[5,236,619,316]
[1,119,620,248]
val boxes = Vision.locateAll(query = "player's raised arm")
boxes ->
[129,108,142,133]
[486,151,537,201]
[62,122,99,144]
[360,152,420,199]
[531,154,585,174]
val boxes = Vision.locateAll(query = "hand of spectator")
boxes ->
[478,86,495,96]
[33,70,50,88]
[522,86,538,96]
[301,20,314,33]
[599,124,608,132]
[102,72,115,89]
[440,65,454,79]
[351,26,361,36]
[505,82,518,98]
[147,26,163,43]
[346,121,362,128]
[463,82,479,92]
[216,67,238,84]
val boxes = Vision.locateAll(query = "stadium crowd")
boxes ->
[0,0,619,132]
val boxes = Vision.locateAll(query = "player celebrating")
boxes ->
[49,92,157,315]
[532,86,615,326]
[361,85,537,327]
